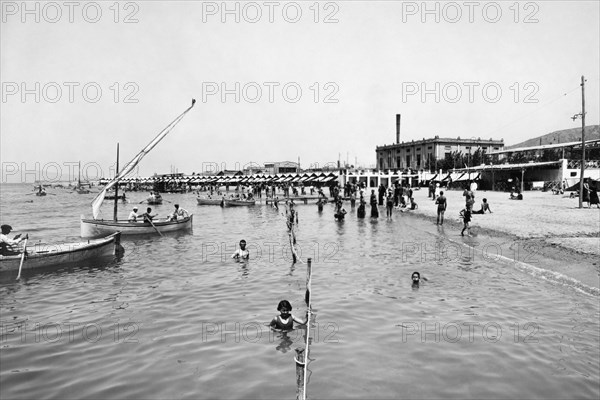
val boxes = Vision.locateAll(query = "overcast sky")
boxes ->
[1,0,599,182]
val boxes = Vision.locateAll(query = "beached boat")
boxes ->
[81,216,193,238]
[0,232,122,275]
[224,199,256,207]
[80,99,196,237]
[197,197,223,206]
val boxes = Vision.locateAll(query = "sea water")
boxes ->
[1,184,598,399]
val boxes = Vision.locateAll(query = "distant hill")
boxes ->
[506,125,600,149]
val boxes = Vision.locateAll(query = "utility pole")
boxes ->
[578,76,586,208]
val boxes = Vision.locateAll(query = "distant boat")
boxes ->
[75,161,91,194]
[146,194,163,205]
[197,197,223,206]
[224,199,256,207]
[105,193,127,201]
[80,99,196,237]
[0,232,122,276]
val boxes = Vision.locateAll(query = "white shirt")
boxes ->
[128,211,139,221]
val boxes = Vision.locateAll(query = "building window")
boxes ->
[416,154,421,167]
[406,155,411,167]
[428,146,433,150]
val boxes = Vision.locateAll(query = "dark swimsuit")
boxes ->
[273,316,294,330]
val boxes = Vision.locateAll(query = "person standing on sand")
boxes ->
[435,191,447,225]
[589,185,599,208]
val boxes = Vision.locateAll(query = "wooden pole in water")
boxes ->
[114,143,120,221]
[578,75,586,209]
[305,258,312,305]
[295,347,305,400]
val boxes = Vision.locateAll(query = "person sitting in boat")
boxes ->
[141,207,157,223]
[128,207,140,222]
[269,300,308,331]
[231,239,249,259]
[0,225,28,256]
[167,204,189,221]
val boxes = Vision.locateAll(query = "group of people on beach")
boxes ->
[431,182,492,237]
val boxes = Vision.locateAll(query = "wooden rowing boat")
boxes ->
[197,197,223,206]
[223,199,256,207]
[81,215,193,238]
[0,232,122,275]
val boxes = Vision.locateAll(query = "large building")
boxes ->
[375,114,504,171]
[263,161,300,175]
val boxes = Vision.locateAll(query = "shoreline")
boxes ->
[407,189,599,292]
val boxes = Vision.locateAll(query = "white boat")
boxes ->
[80,99,196,237]
[81,216,193,238]
[0,232,122,276]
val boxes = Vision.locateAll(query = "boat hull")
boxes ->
[81,215,193,238]
[197,198,223,205]
[0,232,121,275]
[224,199,256,207]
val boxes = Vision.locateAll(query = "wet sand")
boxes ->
[409,189,600,291]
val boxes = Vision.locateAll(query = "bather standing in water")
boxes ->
[370,190,379,218]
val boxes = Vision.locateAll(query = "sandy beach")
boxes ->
[408,188,600,290]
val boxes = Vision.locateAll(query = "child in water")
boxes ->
[269,300,308,331]
[459,208,472,236]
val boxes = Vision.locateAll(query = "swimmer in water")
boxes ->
[412,271,421,286]
[269,300,308,331]
[411,271,428,287]
[231,239,249,259]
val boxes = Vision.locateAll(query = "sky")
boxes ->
[1,0,599,183]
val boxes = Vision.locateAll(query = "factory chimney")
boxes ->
[396,114,401,144]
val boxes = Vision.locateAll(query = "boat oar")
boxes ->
[16,238,28,280]
[147,219,163,237]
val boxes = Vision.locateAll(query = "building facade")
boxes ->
[375,114,504,171]
[263,161,300,175]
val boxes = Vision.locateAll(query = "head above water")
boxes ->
[1,224,13,234]
[412,271,420,283]
[277,300,292,313]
